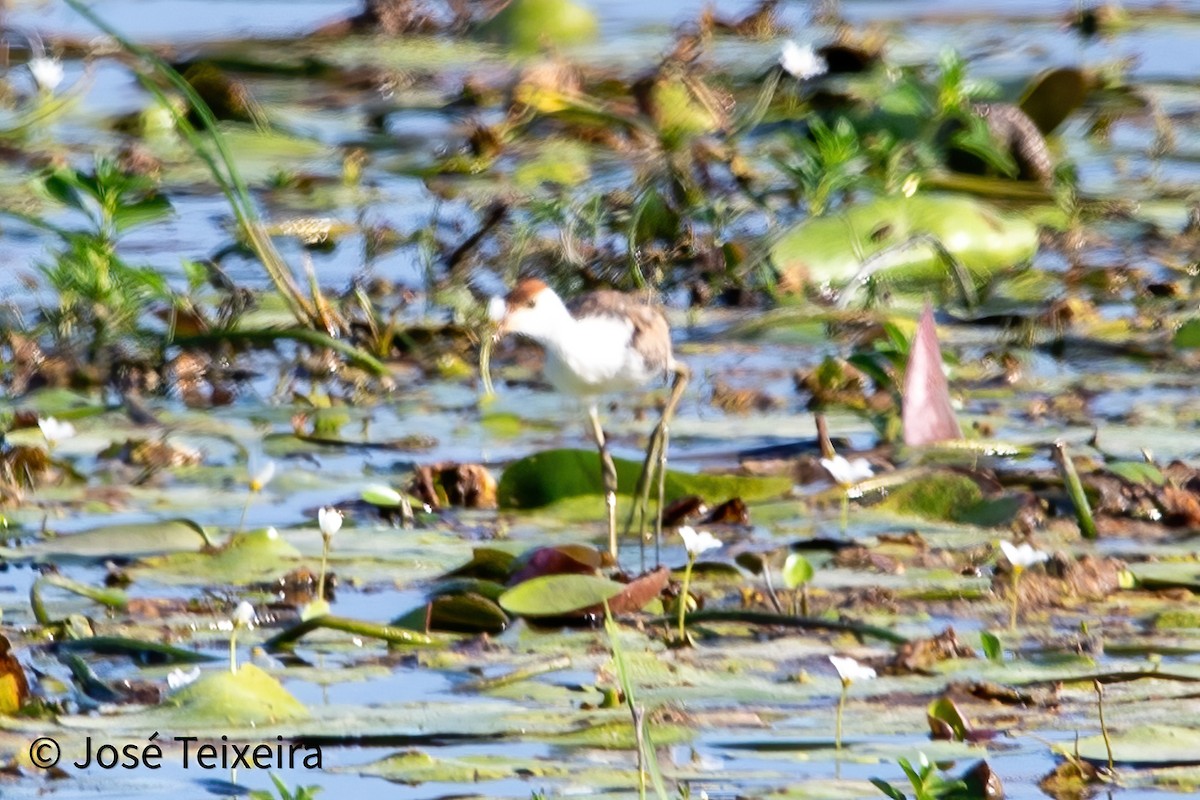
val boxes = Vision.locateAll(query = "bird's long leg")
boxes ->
[626,364,690,568]
[587,403,619,560]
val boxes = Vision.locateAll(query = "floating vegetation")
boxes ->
[1,0,1200,798]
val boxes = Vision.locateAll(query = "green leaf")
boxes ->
[782,553,815,589]
[926,697,970,741]
[869,778,909,800]
[0,519,211,561]
[362,485,403,507]
[770,194,1038,294]
[41,173,88,214]
[1174,319,1200,349]
[135,527,300,585]
[476,0,598,53]
[497,448,791,509]
[1107,461,1165,486]
[980,631,1003,662]
[111,194,173,232]
[169,663,308,724]
[392,592,509,634]
[1072,724,1200,765]
[498,574,625,617]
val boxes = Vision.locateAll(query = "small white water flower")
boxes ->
[779,40,827,80]
[314,508,343,605]
[28,56,64,94]
[829,655,876,686]
[830,655,875,754]
[318,507,343,539]
[232,600,256,629]
[228,601,256,674]
[820,455,874,489]
[675,527,722,644]
[248,459,276,493]
[999,540,1049,570]
[38,416,76,448]
[1000,540,1049,631]
[166,666,201,691]
[678,526,721,557]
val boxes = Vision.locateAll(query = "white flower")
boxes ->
[820,454,874,488]
[487,295,507,323]
[265,526,280,540]
[166,666,200,691]
[829,655,876,685]
[678,526,721,557]
[38,416,76,447]
[28,57,64,93]
[999,540,1049,570]
[779,40,827,80]
[318,507,343,538]
[232,600,256,628]
[248,459,275,492]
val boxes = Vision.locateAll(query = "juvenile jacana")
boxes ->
[490,278,689,562]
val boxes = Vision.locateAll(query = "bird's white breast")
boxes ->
[544,314,661,396]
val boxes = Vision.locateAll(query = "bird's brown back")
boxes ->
[568,290,673,377]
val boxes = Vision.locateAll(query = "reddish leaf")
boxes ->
[902,304,962,446]
[507,545,602,585]
[602,567,671,615]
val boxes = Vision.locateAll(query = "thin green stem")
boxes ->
[1095,679,1114,774]
[840,491,849,534]
[677,554,696,642]
[238,490,255,533]
[835,684,847,752]
[317,536,330,602]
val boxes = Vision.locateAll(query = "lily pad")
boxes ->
[498,574,625,618]
[770,194,1038,294]
[497,448,791,509]
[1073,725,1200,765]
[135,527,301,585]
[168,663,308,725]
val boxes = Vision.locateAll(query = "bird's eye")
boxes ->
[525,298,537,308]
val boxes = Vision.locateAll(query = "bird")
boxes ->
[489,277,689,563]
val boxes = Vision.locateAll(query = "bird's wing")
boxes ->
[569,291,673,377]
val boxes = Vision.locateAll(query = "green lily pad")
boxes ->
[352,749,566,783]
[1073,725,1200,765]
[498,574,625,617]
[497,448,791,509]
[0,519,211,561]
[392,592,509,634]
[476,0,598,53]
[168,663,308,725]
[135,527,300,585]
[770,194,1038,294]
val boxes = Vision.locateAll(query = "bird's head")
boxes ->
[489,278,570,344]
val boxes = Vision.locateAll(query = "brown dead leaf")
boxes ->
[411,462,498,510]
[946,679,1060,708]
[605,567,670,615]
[662,495,708,527]
[699,498,750,525]
[885,627,975,675]
[832,546,903,574]
[996,552,1125,606]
